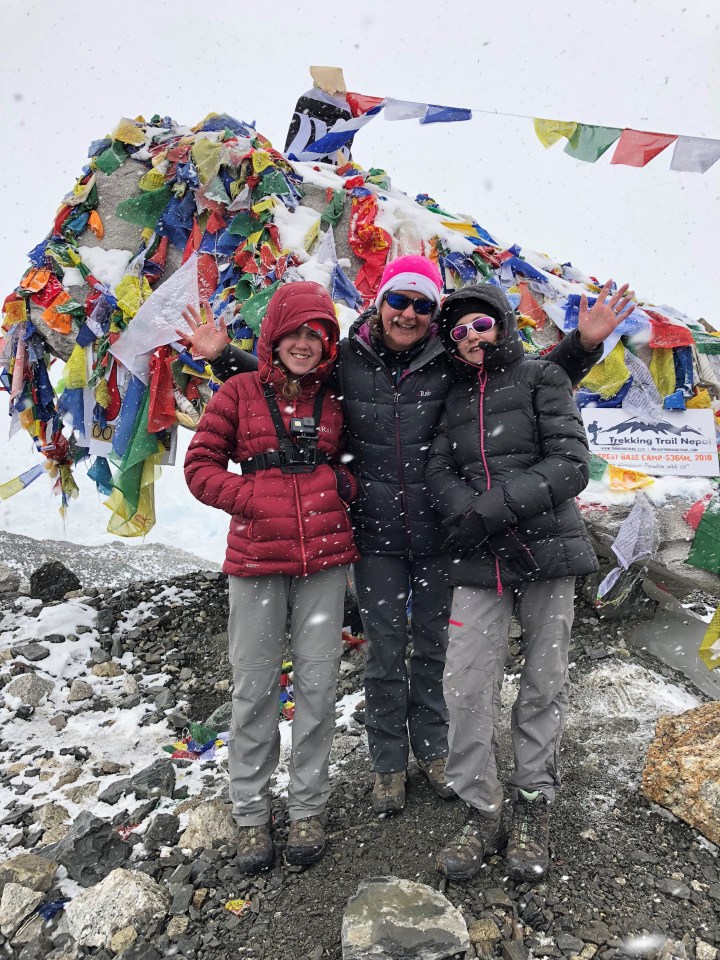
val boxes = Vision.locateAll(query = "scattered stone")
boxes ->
[144,813,180,850]
[109,925,138,954]
[205,701,233,730]
[501,942,529,960]
[10,642,50,662]
[29,561,81,603]
[33,802,70,834]
[468,918,502,944]
[695,941,718,960]
[557,933,585,953]
[0,882,44,938]
[63,782,99,803]
[99,759,176,805]
[0,567,21,595]
[0,853,58,893]
[641,701,720,845]
[341,876,469,960]
[484,887,513,908]
[48,714,67,731]
[655,878,692,900]
[4,674,54,707]
[64,868,170,947]
[177,799,236,850]
[40,810,132,886]
[90,662,123,678]
[67,679,94,703]
[166,916,189,939]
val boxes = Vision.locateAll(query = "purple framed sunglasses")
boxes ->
[450,315,497,342]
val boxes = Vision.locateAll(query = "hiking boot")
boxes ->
[352,699,366,725]
[505,790,551,880]
[286,815,327,866]
[371,771,407,815]
[436,814,507,881]
[417,757,456,800]
[236,824,274,875]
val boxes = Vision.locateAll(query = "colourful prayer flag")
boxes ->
[533,118,578,148]
[564,124,622,163]
[670,136,720,174]
[610,129,677,167]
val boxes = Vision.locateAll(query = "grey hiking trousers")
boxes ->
[444,577,576,816]
[228,566,346,826]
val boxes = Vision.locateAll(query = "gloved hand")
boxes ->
[441,510,489,559]
[487,529,540,579]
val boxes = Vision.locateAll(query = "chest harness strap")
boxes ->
[239,384,329,474]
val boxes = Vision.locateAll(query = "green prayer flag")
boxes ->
[234,277,254,303]
[259,169,291,197]
[240,282,280,335]
[686,500,720,574]
[93,141,129,175]
[116,185,173,230]
[189,722,218,745]
[589,454,609,482]
[228,212,261,238]
[564,124,623,163]
[112,460,143,515]
[471,253,493,280]
[321,190,345,226]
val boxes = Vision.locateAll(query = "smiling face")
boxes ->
[275,324,324,376]
[453,312,500,365]
[379,290,434,352]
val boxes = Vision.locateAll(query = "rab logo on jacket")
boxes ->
[419,390,432,397]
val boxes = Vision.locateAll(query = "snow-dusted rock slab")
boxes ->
[64,867,170,947]
[342,876,469,960]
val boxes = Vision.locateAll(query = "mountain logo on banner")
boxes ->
[587,416,703,442]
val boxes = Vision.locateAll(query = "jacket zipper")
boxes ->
[392,387,414,560]
[289,398,308,576]
[477,367,503,595]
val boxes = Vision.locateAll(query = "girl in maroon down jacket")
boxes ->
[184,281,359,876]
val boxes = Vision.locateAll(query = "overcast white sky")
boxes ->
[1,0,718,322]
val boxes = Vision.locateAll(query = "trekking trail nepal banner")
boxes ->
[581,409,720,476]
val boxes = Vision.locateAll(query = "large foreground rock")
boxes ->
[64,868,170,947]
[0,853,58,893]
[29,560,81,602]
[341,876,469,960]
[40,810,132,886]
[641,701,720,844]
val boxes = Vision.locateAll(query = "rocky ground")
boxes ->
[0,533,718,960]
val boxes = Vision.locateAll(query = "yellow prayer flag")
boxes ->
[534,118,578,149]
[607,465,654,491]
[580,341,630,400]
[303,218,320,252]
[138,169,167,192]
[252,150,273,174]
[115,275,153,320]
[3,300,27,328]
[191,139,223,184]
[63,344,88,390]
[687,388,712,409]
[0,476,26,500]
[648,347,676,398]
[112,118,147,146]
[699,606,720,670]
[94,378,111,408]
[251,197,275,215]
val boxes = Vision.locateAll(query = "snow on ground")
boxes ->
[0,586,368,862]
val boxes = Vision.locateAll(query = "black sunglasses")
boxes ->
[450,316,497,342]
[384,292,435,316]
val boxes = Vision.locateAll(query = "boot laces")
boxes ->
[514,800,546,849]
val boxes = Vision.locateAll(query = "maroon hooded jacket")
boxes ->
[184,282,359,578]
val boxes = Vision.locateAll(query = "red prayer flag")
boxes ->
[346,91,385,118]
[611,129,678,167]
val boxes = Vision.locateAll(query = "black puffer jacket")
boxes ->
[211,304,602,559]
[426,284,598,588]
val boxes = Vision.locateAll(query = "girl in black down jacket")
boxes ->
[426,282,630,883]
